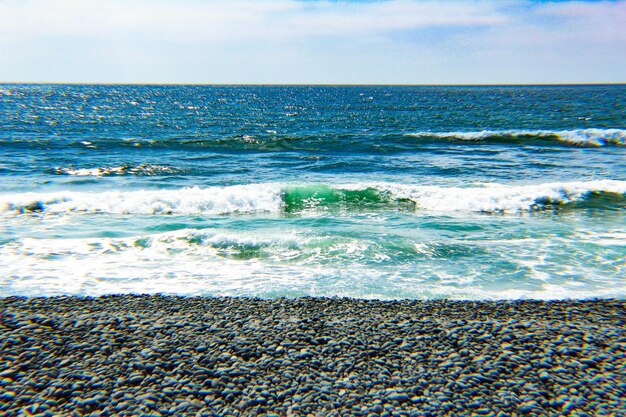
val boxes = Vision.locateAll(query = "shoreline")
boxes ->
[1,295,624,416]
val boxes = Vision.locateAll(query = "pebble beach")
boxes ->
[1,295,624,416]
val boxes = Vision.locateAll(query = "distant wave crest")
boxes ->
[2,129,625,152]
[53,164,183,177]
[407,129,626,147]
[2,180,625,216]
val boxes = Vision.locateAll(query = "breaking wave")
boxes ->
[53,164,183,177]
[407,129,626,147]
[2,180,625,216]
[3,129,625,153]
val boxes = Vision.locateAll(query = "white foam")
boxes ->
[556,129,626,146]
[1,224,624,299]
[55,164,181,177]
[0,184,284,215]
[1,180,625,216]
[407,128,626,146]
[379,179,626,213]
[0,229,317,297]
[2,232,623,300]
[57,167,126,177]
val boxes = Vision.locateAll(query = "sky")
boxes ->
[0,0,624,84]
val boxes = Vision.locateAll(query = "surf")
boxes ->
[406,129,626,147]
[2,180,625,216]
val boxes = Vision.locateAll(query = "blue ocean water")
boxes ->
[1,84,625,299]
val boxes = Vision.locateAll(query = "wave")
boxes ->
[53,164,183,177]
[282,184,417,212]
[3,129,624,153]
[3,227,625,299]
[2,180,625,216]
[0,185,283,215]
[382,181,626,214]
[407,129,626,147]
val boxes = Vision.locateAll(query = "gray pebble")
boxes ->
[0,295,623,416]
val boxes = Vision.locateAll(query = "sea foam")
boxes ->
[54,164,182,177]
[407,129,626,147]
[1,180,625,216]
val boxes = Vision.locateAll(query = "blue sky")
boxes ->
[0,0,624,84]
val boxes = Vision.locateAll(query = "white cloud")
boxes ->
[0,0,624,83]
[438,1,626,84]
[0,0,506,41]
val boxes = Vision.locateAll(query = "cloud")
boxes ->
[439,1,626,83]
[0,0,507,41]
[0,0,624,83]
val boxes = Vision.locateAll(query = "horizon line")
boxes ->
[1,81,625,87]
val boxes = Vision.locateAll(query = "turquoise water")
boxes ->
[1,84,625,299]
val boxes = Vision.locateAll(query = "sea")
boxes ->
[1,84,624,300]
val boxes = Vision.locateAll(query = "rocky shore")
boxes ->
[1,295,624,416]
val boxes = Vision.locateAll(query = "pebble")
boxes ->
[0,295,624,416]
